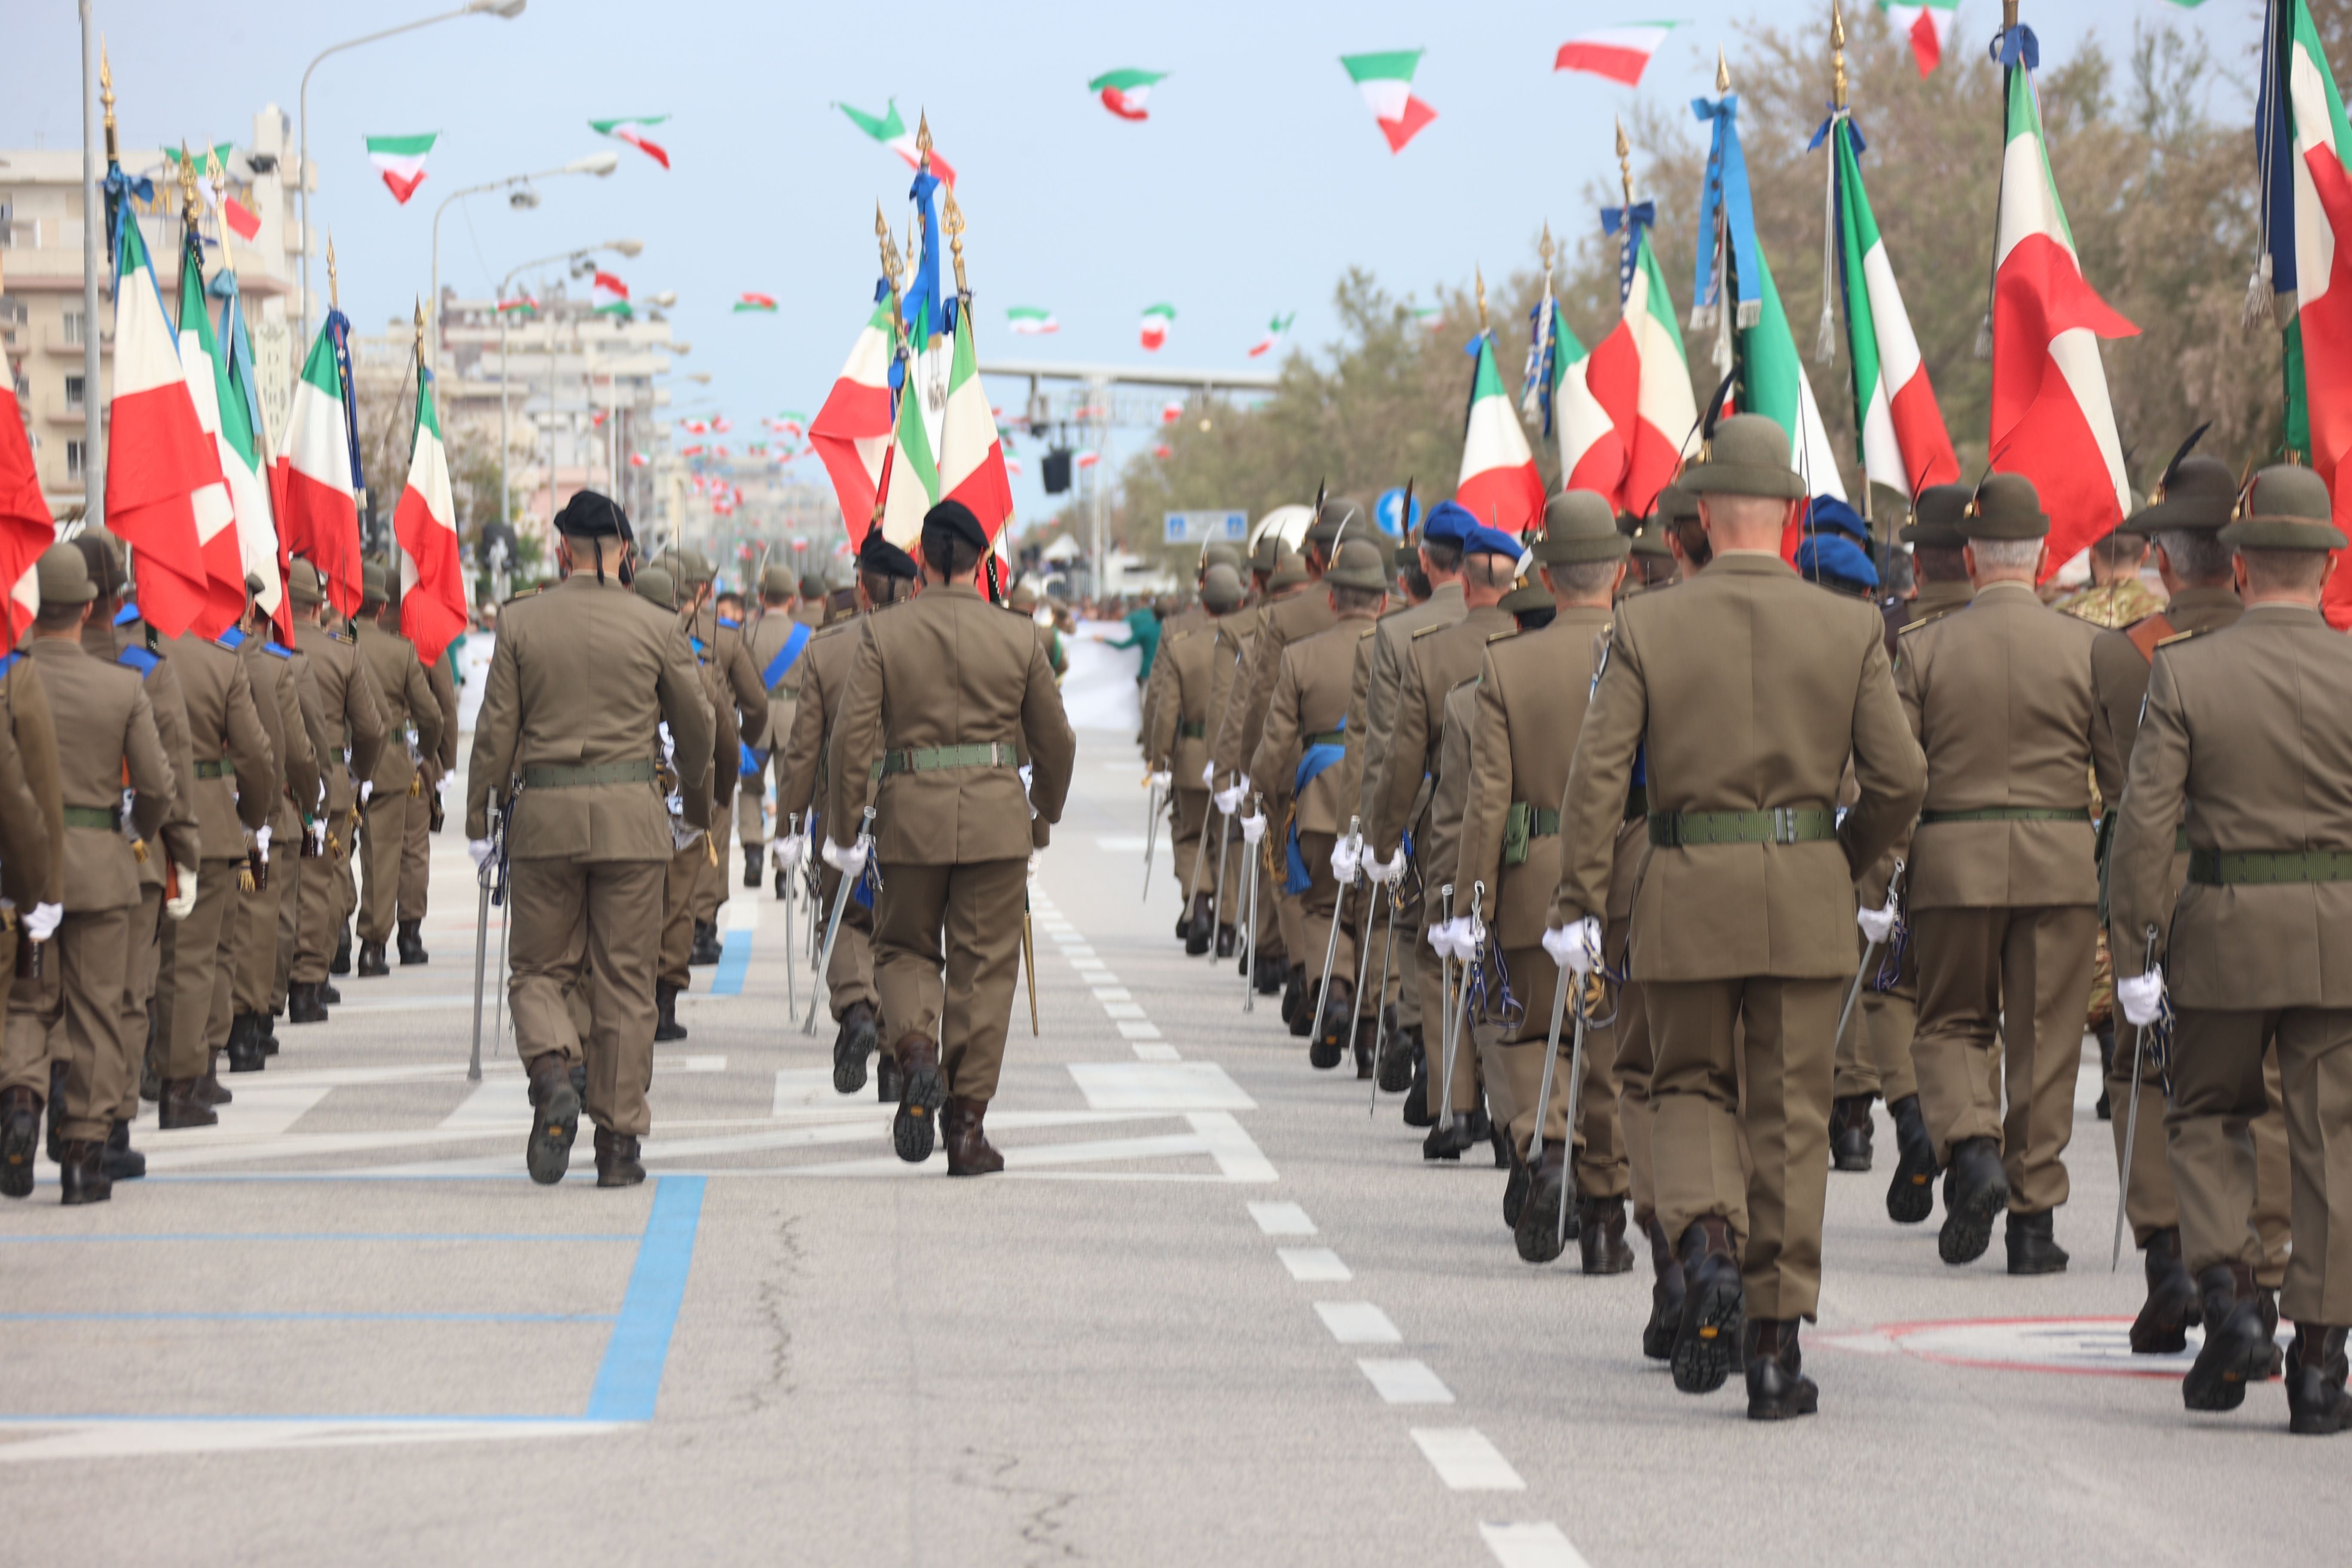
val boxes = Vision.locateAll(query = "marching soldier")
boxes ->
[2110,464,2352,1435]
[395,623,459,966]
[739,563,812,891]
[227,578,317,1072]
[2055,525,2162,630]
[780,528,918,1099]
[1140,544,1231,756]
[352,563,443,979]
[1369,507,1519,1152]
[1550,414,1924,1418]
[1452,492,1633,1268]
[4,546,173,1204]
[287,560,388,1025]
[825,500,1074,1175]
[1251,538,1390,1071]
[1897,475,2102,1275]
[796,573,829,629]
[466,491,712,1188]
[0,598,61,1199]
[1149,563,1243,953]
[637,566,731,1043]
[1200,535,1275,970]
[667,549,767,967]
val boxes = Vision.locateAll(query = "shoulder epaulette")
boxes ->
[332,626,356,645]
[264,641,294,659]
[2156,628,2211,649]
[1410,622,1445,640]
[1486,627,1520,644]
[216,626,246,650]
[114,602,141,628]
[503,587,542,607]
[1358,625,1378,640]
[1898,615,1939,636]
[118,645,161,678]
[0,650,20,677]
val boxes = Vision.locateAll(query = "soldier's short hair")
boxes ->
[1461,553,1516,592]
[1546,557,1620,598]
[1400,562,1433,600]
[2237,547,2329,594]
[1969,537,2043,574]
[2150,528,2233,586]
[1420,540,1461,574]
[1330,582,1386,614]
[1913,544,1969,583]
[2089,528,2147,568]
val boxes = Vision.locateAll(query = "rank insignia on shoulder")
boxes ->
[1410,622,1444,640]
[2155,628,2209,649]
[1486,628,1517,643]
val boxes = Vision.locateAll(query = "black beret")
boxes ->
[922,497,989,553]
[859,529,919,581]
[554,490,630,539]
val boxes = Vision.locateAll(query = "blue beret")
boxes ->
[1420,500,1477,547]
[1796,531,1879,594]
[1804,495,1871,544]
[1461,521,1525,560]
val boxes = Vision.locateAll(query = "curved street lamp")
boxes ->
[431,152,620,374]
[490,237,641,532]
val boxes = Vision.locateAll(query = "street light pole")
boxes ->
[297,0,526,343]
[492,238,639,539]
[429,151,617,375]
[78,1,103,519]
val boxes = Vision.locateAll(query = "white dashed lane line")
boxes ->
[1357,1359,1454,1405]
[1410,1429,1525,1491]
[1314,1302,1400,1344]
[1479,1522,1589,1567]
[1276,1247,1351,1282]
[1246,1201,1316,1236]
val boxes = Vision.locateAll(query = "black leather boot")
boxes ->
[356,939,390,978]
[288,981,328,1024]
[259,1010,279,1056]
[396,919,428,965]
[319,980,342,1004]
[594,1127,646,1188]
[45,1061,65,1163]
[689,919,723,967]
[1746,1319,1819,1421]
[1351,1014,1378,1081]
[832,1001,879,1093]
[157,1078,218,1130]
[1402,1034,1436,1129]
[1375,1007,1411,1092]
[743,844,762,889]
[875,1050,902,1104]
[57,1139,110,1206]
[1885,1093,1937,1224]
[1577,1194,1635,1276]
[331,924,352,976]
[654,980,687,1042]
[1282,966,1309,1035]
[1514,1145,1569,1265]
[1829,1093,1875,1172]
[1309,980,1353,1069]
[101,1118,145,1182]
[1642,1216,1686,1362]
[524,1054,580,1185]
[1252,951,1285,995]
[0,1087,37,1199]
[1184,894,1213,956]
[226,1013,266,1073]
[1421,1102,1491,1162]
[2183,1260,2272,1413]
[944,1096,1005,1176]
[200,1050,232,1105]
[1938,1135,2009,1265]
[2005,1208,2070,1275]
[1216,923,1238,960]
[2286,1326,2352,1436]
[1502,1142,1530,1231]
[2130,1228,2199,1354]
[892,1035,946,1164]
[1672,1216,1745,1395]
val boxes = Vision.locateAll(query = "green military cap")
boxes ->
[760,563,797,597]
[1200,562,1244,611]
[1498,579,1553,616]
[2220,464,2348,551]
[71,527,128,599]
[1200,541,1242,574]
[1323,536,1391,592]
[2125,455,2236,534]
[1651,484,1701,525]
[1305,495,1374,547]
[1250,530,1283,575]
[1532,489,1631,565]
[799,572,827,599]
[673,547,713,585]
[1268,548,1310,590]
[1680,413,1805,500]
[36,542,95,606]
[1960,473,2049,539]
[1007,581,1039,613]
[361,560,389,606]
[633,565,677,609]
[288,558,327,606]
[1901,484,1972,548]
[1629,518,1672,559]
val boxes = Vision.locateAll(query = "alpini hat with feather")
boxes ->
[2221,464,2348,551]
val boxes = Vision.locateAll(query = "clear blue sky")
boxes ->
[3,0,2252,537]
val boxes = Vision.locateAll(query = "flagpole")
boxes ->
[79,10,105,522]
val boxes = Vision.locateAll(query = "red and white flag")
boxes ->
[808,296,896,527]
[272,319,363,616]
[1554,23,1679,87]
[0,383,51,640]
[392,370,466,666]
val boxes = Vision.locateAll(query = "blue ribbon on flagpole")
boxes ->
[1992,24,2040,71]
[902,165,948,343]
[1806,109,1864,156]
[1601,200,1657,303]
[1690,95,1761,324]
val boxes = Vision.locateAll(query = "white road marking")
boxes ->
[1278,1247,1351,1282]
[1411,1429,1525,1491]
[720,898,760,933]
[1100,1002,1147,1020]
[438,1075,527,1132]
[1247,1201,1315,1236]
[0,1418,634,1464]
[1479,1523,1587,1568]
[1115,1021,1163,1039]
[1188,1113,1276,1181]
[1313,1302,1398,1343]
[1358,1359,1453,1405]
[772,1069,879,1114]
[1131,1043,1181,1063]
[1090,987,1133,1002]
[1069,1063,1253,1111]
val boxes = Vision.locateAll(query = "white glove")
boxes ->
[1329,835,1363,882]
[254,823,272,864]
[307,819,327,854]
[1427,916,1483,962]
[1200,762,1216,788]
[1213,777,1250,816]
[1363,847,1407,886]
[1237,810,1267,846]
[772,834,808,873]
[2117,965,2166,1028]
[1543,916,1604,977]
[468,838,493,868]
[24,901,61,943]
[822,836,868,875]
[1856,902,1897,946]
[166,867,197,921]
[358,780,374,808]
[1148,770,1173,794]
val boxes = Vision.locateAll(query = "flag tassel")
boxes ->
[2243,251,2275,336]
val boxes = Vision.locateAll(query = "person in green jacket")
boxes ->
[1098,599,1163,687]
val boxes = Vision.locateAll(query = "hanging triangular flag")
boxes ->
[1007,306,1058,335]
[1090,69,1168,121]
[1341,51,1438,153]
[1139,303,1176,351]
[735,292,778,312]
[1878,3,1959,77]
[393,359,467,666]
[1555,23,1680,87]
[365,133,437,205]
[271,316,364,617]
[591,271,631,315]
[590,116,671,168]
[836,101,957,184]
[1247,312,1295,358]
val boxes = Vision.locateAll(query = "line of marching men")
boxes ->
[1,533,456,1204]
[1142,418,2352,1436]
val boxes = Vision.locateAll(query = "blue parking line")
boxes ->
[0,1311,616,1324]
[710,930,751,995]
[585,1176,705,1422]
[0,1232,638,1244]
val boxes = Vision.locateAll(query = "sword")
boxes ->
[1346,861,1381,1075]
[1208,806,1233,950]
[1367,882,1400,1114]
[781,813,799,1019]
[1141,775,1163,902]
[2114,924,2162,1272]
[1023,893,1039,1036]
[466,802,500,1083]
[1527,956,1573,1172]
[1438,882,1479,1133]
[1314,816,1361,1033]
[1556,988,1596,1256]
[1838,858,1903,1055]
[1241,794,1262,1013]
[803,805,874,1035]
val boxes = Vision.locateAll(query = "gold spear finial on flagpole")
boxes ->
[1474,265,1488,334]
[874,201,905,329]
[1538,221,1554,280]
[100,44,118,163]
[175,141,200,229]
[413,298,426,358]
[326,231,340,310]
[943,185,969,298]
[1832,1,1850,113]
[1615,117,1634,214]
[1716,47,1731,94]
[205,146,228,226]
[916,112,933,172]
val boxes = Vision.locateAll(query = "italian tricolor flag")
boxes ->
[393,369,466,666]
[1741,248,1848,508]
[190,264,287,636]
[1829,112,1958,499]
[1341,51,1437,154]
[590,116,671,169]
[1989,32,2135,576]
[1007,306,1057,335]
[836,101,956,185]
[1553,317,1629,505]
[592,271,630,315]
[1455,328,1544,534]
[1579,219,1698,519]
[1880,3,1958,78]
[875,334,941,551]
[810,294,898,532]
[1247,312,1295,358]
[169,239,251,634]
[0,383,50,641]
[1139,303,1175,351]
[1089,69,1166,121]
[365,133,436,205]
[271,319,364,617]
[735,292,778,312]
[2257,0,2352,625]
[937,305,1014,542]
[1554,23,1678,87]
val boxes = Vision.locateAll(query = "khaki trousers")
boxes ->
[1834,930,1919,1102]
[738,753,771,850]
[233,799,300,1016]
[335,812,358,931]
[690,798,732,927]
[398,776,432,922]
[161,859,241,1078]
[659,838,704,990]
[1295,831,1363,1010]
[1496,942,1627,1196]
[1248,842,1281,960]
[116,884,164,1122]
[507,856,663,1137]
[1170,786,1210,900]
[2112,1020,2292,1278]
[4,907,132,1142]
[2168,1006,2352,1325]
[1647,975,1841,1322]
[358,787,409,943]
[1911,903,2098,1213]
[814,863,878,1020]
[872,858,1027,1103]
[1419,924,1484,1121]
[294,825,346,986]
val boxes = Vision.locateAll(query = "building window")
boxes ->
[66,441,86,481]
[65,375,86,410]
[61,310,85,345]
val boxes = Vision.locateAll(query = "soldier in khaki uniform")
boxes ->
[1200,539,1274,971]
[0,616,61,1200]
[666,549,766,965]
[1452,493,1632,1268]
[287,560,388,1025]
[826,501,1074,1175]
[795,574,828,629]
[393,630,459,965]
[636,567,725,1044]
[1896,475,2101,1275]
[352,564,443,979]
[227,582,317,1072]
[739,564,814,891]
[1251,539,1390,1070]
[1369,506,1519,1151]
[466,492,712,1188]
[1148,563,1243,954]
[3,547,174,1204]
[2110,465,2352,1435]
[781,530,917,1099]
[1550,416,1924,1418]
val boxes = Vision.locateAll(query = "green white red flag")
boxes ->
[1580,215,1698,518]
[1455,328,1544,534]
[365,133,436,204]
[592,271,630,315]
[936,304,1013,541]
[169,230,251,633]
[271,318,364,617]
[1007,306,1057,335]
[589,116,670,169]
[836,101,956,185]
[392,367,466,665]
[1340,51,1437,153]
[810,294,899,533]
[0,383,49,640]
[193,261,286,636]
[1089,69,1167,121]
[1554,24,1679,87]
[1139,303,1175,351]
[1552,316,1628,504]
[875,341,941,550]
[1247,312,1295,358]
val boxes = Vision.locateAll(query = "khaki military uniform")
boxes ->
[825,582,1074,1104]
[0,653,62,1124]
[1425,675,1503,1127]
[466,574,712,1139]
[230,631,315,1025]
[2112,603,2352,1324]
[1215,586,1334,972]
[291,620,387,990]
[1201,601,1268,949]
[1898,581,2102,1214]
[739,606,816,859]
[352,616,442,951]
[1145,622,1219,918]
[660,624,734,995]
[689,604,766,929]
[1555,553,1923,1320]
[781,616,881,1022]
[401,646,459,926]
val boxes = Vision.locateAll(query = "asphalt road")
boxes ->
[1,725,2340,1567]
